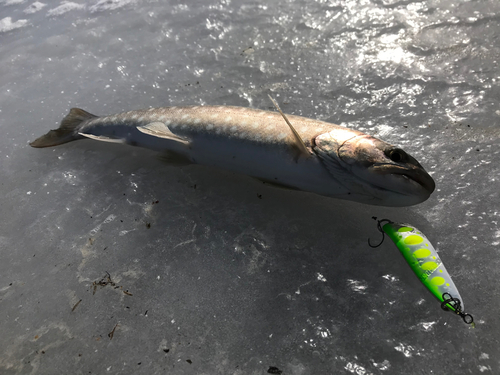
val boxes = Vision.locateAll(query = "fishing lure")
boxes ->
[370,218,473,325]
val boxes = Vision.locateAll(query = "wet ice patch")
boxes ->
[375,124,394,138]
[347,279,368,294]
[23,1,46,13]
[478,365,492,372]
[377,46,412,65]
[417,321,436,332]
[491,229,500,246]
[47,1,85,16]
[122,266,145,279]
[307,319,332,339]
[89,0,136,13]
[89,214,117,236]
[233,231,270,274]
[344,361,369,374]
[316,272,326,282]
[394,342,419,357]
[119,229,136,236]
[382,274,398,282]
[62,171,79,185]
[0,17,28,33]
[4,0,25,5]
[372,359,391,371]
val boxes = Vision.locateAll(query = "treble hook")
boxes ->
[441,292,474,325]
[368,217,393,248]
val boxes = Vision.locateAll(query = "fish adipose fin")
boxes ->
[30,108,97,148]
[137,122,190,146]
[268,95,310,159]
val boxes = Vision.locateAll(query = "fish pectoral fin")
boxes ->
[78,132,125,144]
[268,95,310,160]
[137,122,190,146]
[157,150,193,166]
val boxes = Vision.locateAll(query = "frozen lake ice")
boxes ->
[1,0,499,374]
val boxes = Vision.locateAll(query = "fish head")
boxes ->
[313,131,435,206]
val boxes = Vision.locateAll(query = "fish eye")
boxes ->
[388,148,406,163]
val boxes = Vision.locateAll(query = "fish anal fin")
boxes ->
[30,107,97,148]
[78,132,125,144]
[137,122,190,146]
[268,95,310,160]
[157,150,192,166]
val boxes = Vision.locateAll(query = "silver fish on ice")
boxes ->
[30,103,435,206]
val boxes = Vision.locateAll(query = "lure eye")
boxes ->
[387,148,407,163]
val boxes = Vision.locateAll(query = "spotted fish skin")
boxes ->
[30,105,435,206]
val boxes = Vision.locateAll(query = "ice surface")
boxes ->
[0,16,28,32]
[1,0,499,374]
[46,2,85,17]
[23,2,46,14]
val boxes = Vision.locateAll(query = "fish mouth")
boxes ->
[370,164,436,196]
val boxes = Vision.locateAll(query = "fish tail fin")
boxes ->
[30,108,98,148]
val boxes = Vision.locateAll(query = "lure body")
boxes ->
[382,222,464,312]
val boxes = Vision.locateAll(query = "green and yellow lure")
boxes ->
[370,218,473,325]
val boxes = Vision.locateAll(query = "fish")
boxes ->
[30,101,435,206]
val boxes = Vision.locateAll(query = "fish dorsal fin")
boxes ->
[78,132,125,143]
[268,95,310,159]
[137,122,190,146]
